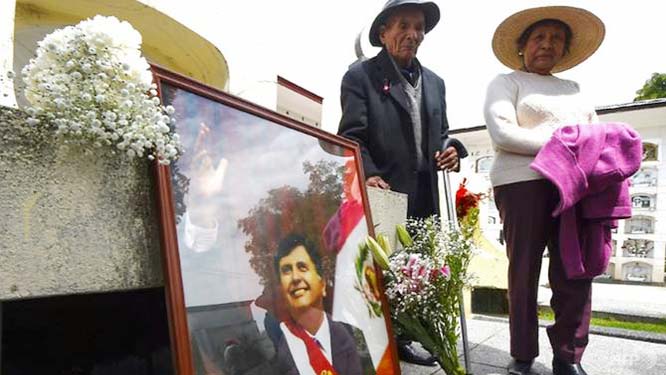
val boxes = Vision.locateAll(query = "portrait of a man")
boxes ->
[155,76,395,375]
[273,234,372,375]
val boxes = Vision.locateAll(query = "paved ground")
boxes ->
[400,273,666,374]
[401,315,666,375]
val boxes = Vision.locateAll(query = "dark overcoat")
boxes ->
[338,49,466,215]
[274,317,372,375]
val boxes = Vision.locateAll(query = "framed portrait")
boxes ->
[151,66,399,375]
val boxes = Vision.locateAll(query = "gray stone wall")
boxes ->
[0,107,164,301]
[366,186,407,250]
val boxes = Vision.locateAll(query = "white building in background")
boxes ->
[450,98,666,285]
[276,76,324,128]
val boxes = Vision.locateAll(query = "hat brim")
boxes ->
[369,2,440,47]
[492,6,605,73]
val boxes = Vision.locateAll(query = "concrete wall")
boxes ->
[0,107,164,301]
[366,186,407,251]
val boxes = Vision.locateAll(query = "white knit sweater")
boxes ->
[483,70,598,187]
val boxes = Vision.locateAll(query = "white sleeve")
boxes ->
[483,74,551,156]
[578,82,600,124]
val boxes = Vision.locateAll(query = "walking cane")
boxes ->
[442,170,472,374]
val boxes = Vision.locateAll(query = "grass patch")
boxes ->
[538,309,666,334]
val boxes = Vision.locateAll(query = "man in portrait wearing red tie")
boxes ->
[273,234,370,375]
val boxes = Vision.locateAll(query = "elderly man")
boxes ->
[338,0,467,365]
[273,234,372,375]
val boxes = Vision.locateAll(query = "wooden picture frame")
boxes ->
[151,65,399,375]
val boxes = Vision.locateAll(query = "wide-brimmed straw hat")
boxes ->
[492,6,605,73]
[369,0,440,47]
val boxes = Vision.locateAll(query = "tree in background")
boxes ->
[237,160,344,286]
[634,73,666,101]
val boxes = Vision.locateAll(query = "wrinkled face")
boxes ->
[521,23,567,75]
[278,246,326,312]
[379,7,425,68]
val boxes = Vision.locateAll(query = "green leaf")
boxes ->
[396,224,413,247]
[366,236,390,270]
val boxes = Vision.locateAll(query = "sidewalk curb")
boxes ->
[472,314,666,344]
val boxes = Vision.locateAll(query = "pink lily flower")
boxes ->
[440,265,451,280]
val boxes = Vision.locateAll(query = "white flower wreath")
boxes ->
[21,15,182,164]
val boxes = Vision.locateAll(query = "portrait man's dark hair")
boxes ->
[274,233,323,278]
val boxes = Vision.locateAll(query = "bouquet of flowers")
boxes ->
[455,177,485,234]
[21,15,182,164]
[364,216,474,375]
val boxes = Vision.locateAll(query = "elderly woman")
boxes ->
[484,6,605,375]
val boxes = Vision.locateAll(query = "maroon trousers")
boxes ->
[494,180,592,363]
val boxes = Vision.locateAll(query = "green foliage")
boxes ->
[634,73,666,101]
[365,236,389,270]
[355,243,368,283]
[539,309,666,334]
[396,224,413,247]
[459,206,479,240]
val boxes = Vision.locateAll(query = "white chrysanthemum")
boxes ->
[22,15,181,164]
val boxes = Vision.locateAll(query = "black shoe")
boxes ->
[552,357,588,375]
[397,342,437,366]
[507,359,538,375]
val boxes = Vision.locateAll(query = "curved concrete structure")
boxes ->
[12,0,229,97]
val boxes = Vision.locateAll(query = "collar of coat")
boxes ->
[372,48,440,118]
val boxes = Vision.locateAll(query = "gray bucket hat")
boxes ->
[369,0,440,47]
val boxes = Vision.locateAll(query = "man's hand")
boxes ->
[366,176,390,189]
[435,146,459,171]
